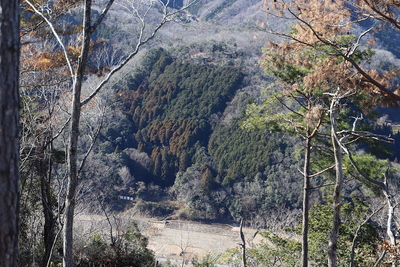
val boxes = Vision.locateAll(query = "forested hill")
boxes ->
[89,39,400,222]
[73,0,400,223]
[81,43,305,220]
[112,48,245,186]
[15,0,400,266]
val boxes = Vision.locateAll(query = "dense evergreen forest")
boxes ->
[10,0,400,266]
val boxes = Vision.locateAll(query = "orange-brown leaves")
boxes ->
[379,240,400,262]
[53,0,83,12]
[353,0,400,30]
[67,44,82,59]
[262,41,358,94]
[21,45,65,71]
[264,0,351,43]
[303,58,355,91]
[147,119,199,158]
[359,68,400,107]
[294,0,351,41]
[22,46,68,71]
[305,104,324,127]
[262,0,400,106]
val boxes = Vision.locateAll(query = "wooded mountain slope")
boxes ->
[84,40,400,223]
[17,0,400,265]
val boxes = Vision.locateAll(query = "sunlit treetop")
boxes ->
[260,0,400,107]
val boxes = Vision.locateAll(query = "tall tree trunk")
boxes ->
[0,0,20,265]
[382,174,397,248]
[328,99,343,267]
[40,152,56,267]
[63,0,92,266]
[59,0,189,264]
[239,219,247,267]
[382,174,396,267]
[301,135,312,267]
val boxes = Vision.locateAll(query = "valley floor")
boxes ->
[75,214,264,266]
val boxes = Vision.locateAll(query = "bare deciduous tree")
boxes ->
[23,0,199,265]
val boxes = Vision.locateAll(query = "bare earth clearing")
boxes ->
[75,214,264,266]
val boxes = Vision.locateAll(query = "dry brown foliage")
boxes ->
[354,0,400,30]
[262,0,400,106]
[378,240,400,265]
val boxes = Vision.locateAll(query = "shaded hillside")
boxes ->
[108,48,244,186]
[81,44,304,222]
[80,0,400,222]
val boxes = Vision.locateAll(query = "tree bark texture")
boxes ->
[328,100,343,267]
[384,188,396,247]
[40,154,56,267]
[63,0,92,266]
[301,135,312,267]
[383,181,396,267]
[239,219,247,267]
[0,0,20,265]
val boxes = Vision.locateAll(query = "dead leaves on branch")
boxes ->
[23,47,68,71]
[263,42,398,108]
[21,0,83,37]
[261,0,400,107]
[22,0,83,16]
[293,0,351,42]
[379,240,400,265]
[354,0,400,30]
[305,104,324,128]
[264,0,351,41]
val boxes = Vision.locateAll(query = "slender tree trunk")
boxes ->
[328,100,343,267]
[0,0,20,265]
[383,178,396,247]
[384,191,396,267]
[301,135,312,267]
[383,176,396,267]
[40,153,56,267]
[63,0,92,266]
[59,0,190,264]
[239,219,247,267]
[386,202,396,245]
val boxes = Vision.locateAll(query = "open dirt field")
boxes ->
[145,219,263,265]
[75,214,263,266]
